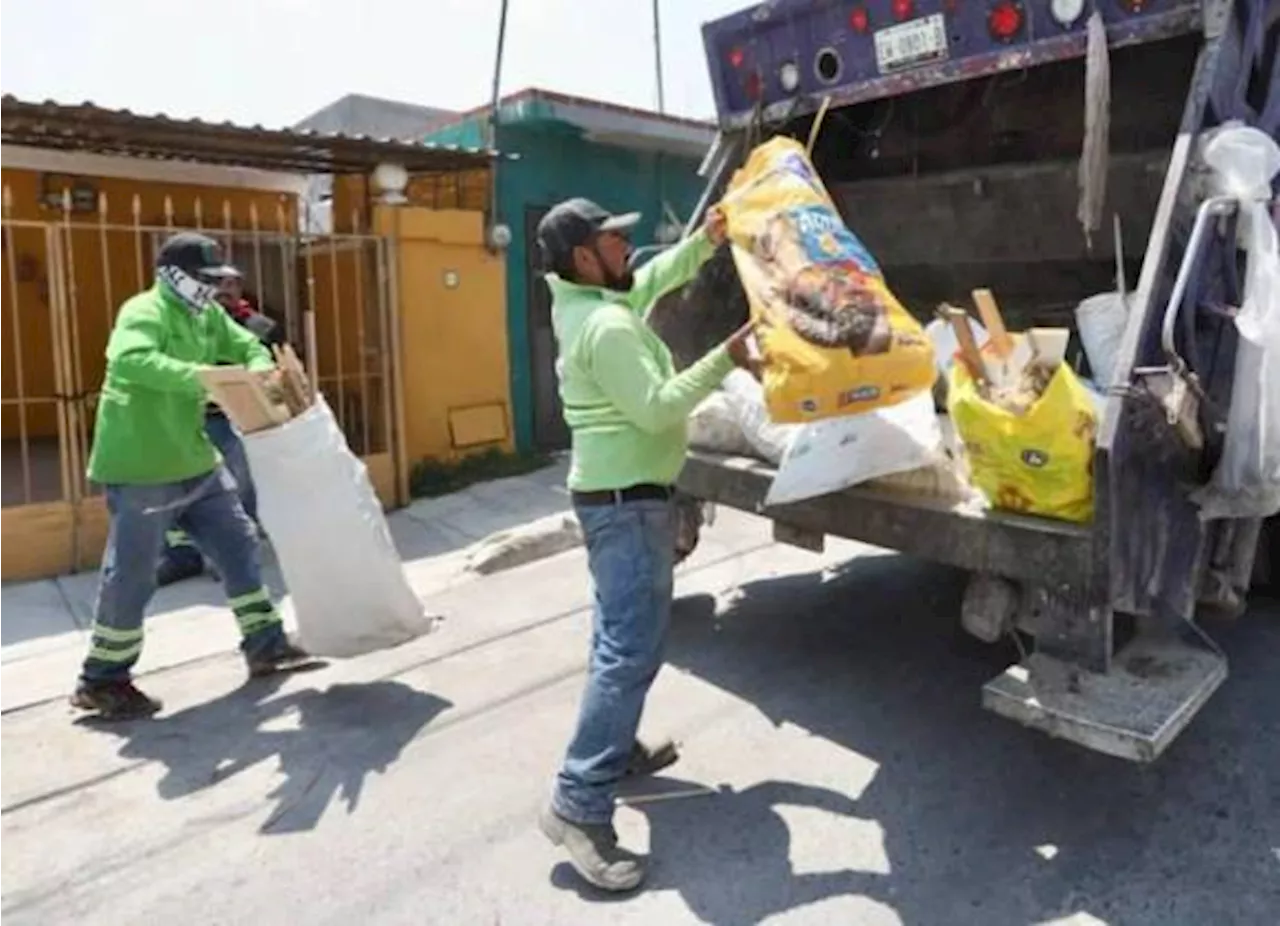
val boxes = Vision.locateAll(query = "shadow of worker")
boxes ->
[643,777,884,926]
[551,775,883,925]
[87,677,450,835]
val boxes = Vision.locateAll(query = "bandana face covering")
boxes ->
[157,264,219,315]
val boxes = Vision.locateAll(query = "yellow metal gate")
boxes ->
[1,187,403,581]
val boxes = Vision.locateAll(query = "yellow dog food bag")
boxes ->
[722,137,936,423]
[947,360,1097,523]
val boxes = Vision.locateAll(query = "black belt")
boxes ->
[571,483,673,507]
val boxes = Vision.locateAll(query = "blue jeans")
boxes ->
[82,465,286,684]
[159,411,259,573]
[206,410,258,523]
[553,498,676,824]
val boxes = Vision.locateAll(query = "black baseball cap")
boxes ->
[155,232,241,282]
[536,198,640,270]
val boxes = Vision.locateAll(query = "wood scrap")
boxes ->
[972,288,1013,358]
[942,290,1072,416]
[272,344,313,415]
[940,304,988,386]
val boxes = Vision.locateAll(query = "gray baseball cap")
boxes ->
[536,197,640,269]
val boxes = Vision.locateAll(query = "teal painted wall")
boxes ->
[426,116,707,452]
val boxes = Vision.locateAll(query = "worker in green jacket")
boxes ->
[534,198,756,892]
[72,232,311,720]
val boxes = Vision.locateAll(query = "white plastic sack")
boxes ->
[688,392,755,457]
[244,397,433,657]
[1192,125,1280,520]
[765,392,946,506]
[1075,291,1130,388]
[721,369,797,464]
[688,371,798,465]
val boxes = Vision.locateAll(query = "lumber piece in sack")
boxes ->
[271,345,312,416]
[199,368,290,433]
[971,288,1013,358]
[940,304,988,389]
[985,327,1073,416]
[972,288,1021,390]
[281,345,312,399]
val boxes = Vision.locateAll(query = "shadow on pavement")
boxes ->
[551,776,881,921]
[649,553,1280,926]
[81,677,451,835]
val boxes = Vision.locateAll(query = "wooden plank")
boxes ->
[972,288,1013,357]
[941,304,988,386]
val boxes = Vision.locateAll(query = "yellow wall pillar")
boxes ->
[374,206,512,501]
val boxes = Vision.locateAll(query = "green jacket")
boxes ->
[550,229,734,492]
[87,283,274,486]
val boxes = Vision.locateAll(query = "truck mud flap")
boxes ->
[981,636,1226,762]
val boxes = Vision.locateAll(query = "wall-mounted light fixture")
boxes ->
[488,222,513,251]
[371,162,409,205]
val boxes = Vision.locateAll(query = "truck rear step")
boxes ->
[982,636,1227,762]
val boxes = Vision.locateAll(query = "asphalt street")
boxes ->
[2,508,1277,926]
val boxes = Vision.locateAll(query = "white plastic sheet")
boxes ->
[244,397,433,657]
[1192,125,1280,521]
[765,392,946,507]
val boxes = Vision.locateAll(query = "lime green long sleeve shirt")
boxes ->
[549,230,734,492]
[87,283,274,485]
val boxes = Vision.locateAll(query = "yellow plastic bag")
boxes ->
[947,360,1097,523]
[722,137,936,423]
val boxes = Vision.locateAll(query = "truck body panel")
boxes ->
[658,0,1278,759]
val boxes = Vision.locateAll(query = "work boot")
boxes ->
[624,737,679,778]
[539,805,647,893]
[246,636,317,678]
[70,679,162,720]
[155,555,203,588]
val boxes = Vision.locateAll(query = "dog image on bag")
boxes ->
[753,213,893,357]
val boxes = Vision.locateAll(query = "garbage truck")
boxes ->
[650,0,1279,761]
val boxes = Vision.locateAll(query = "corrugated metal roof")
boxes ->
[1,96,515,174]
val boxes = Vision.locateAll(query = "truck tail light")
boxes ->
[745,71,763,101]
[849,5,870,33]
[892,0,915,21]
[988,0,1025,41]
[729,47,745,68]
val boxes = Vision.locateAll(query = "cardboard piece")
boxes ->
[198,367,291,434]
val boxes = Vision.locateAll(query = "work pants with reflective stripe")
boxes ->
[157,410,259,576]
[81,465,285,683]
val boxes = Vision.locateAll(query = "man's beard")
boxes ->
[601,266,635,293]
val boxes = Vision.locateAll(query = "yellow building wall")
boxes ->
[374,206,512,482]
[1,167,297,442]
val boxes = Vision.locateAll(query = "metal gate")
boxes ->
[1,187,401,579]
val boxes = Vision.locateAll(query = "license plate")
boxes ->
[874,13,949,74]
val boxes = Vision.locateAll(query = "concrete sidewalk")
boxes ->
[0,458,572,713]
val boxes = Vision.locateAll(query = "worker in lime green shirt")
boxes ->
[535,198,755,892]
[72,232,312,721]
